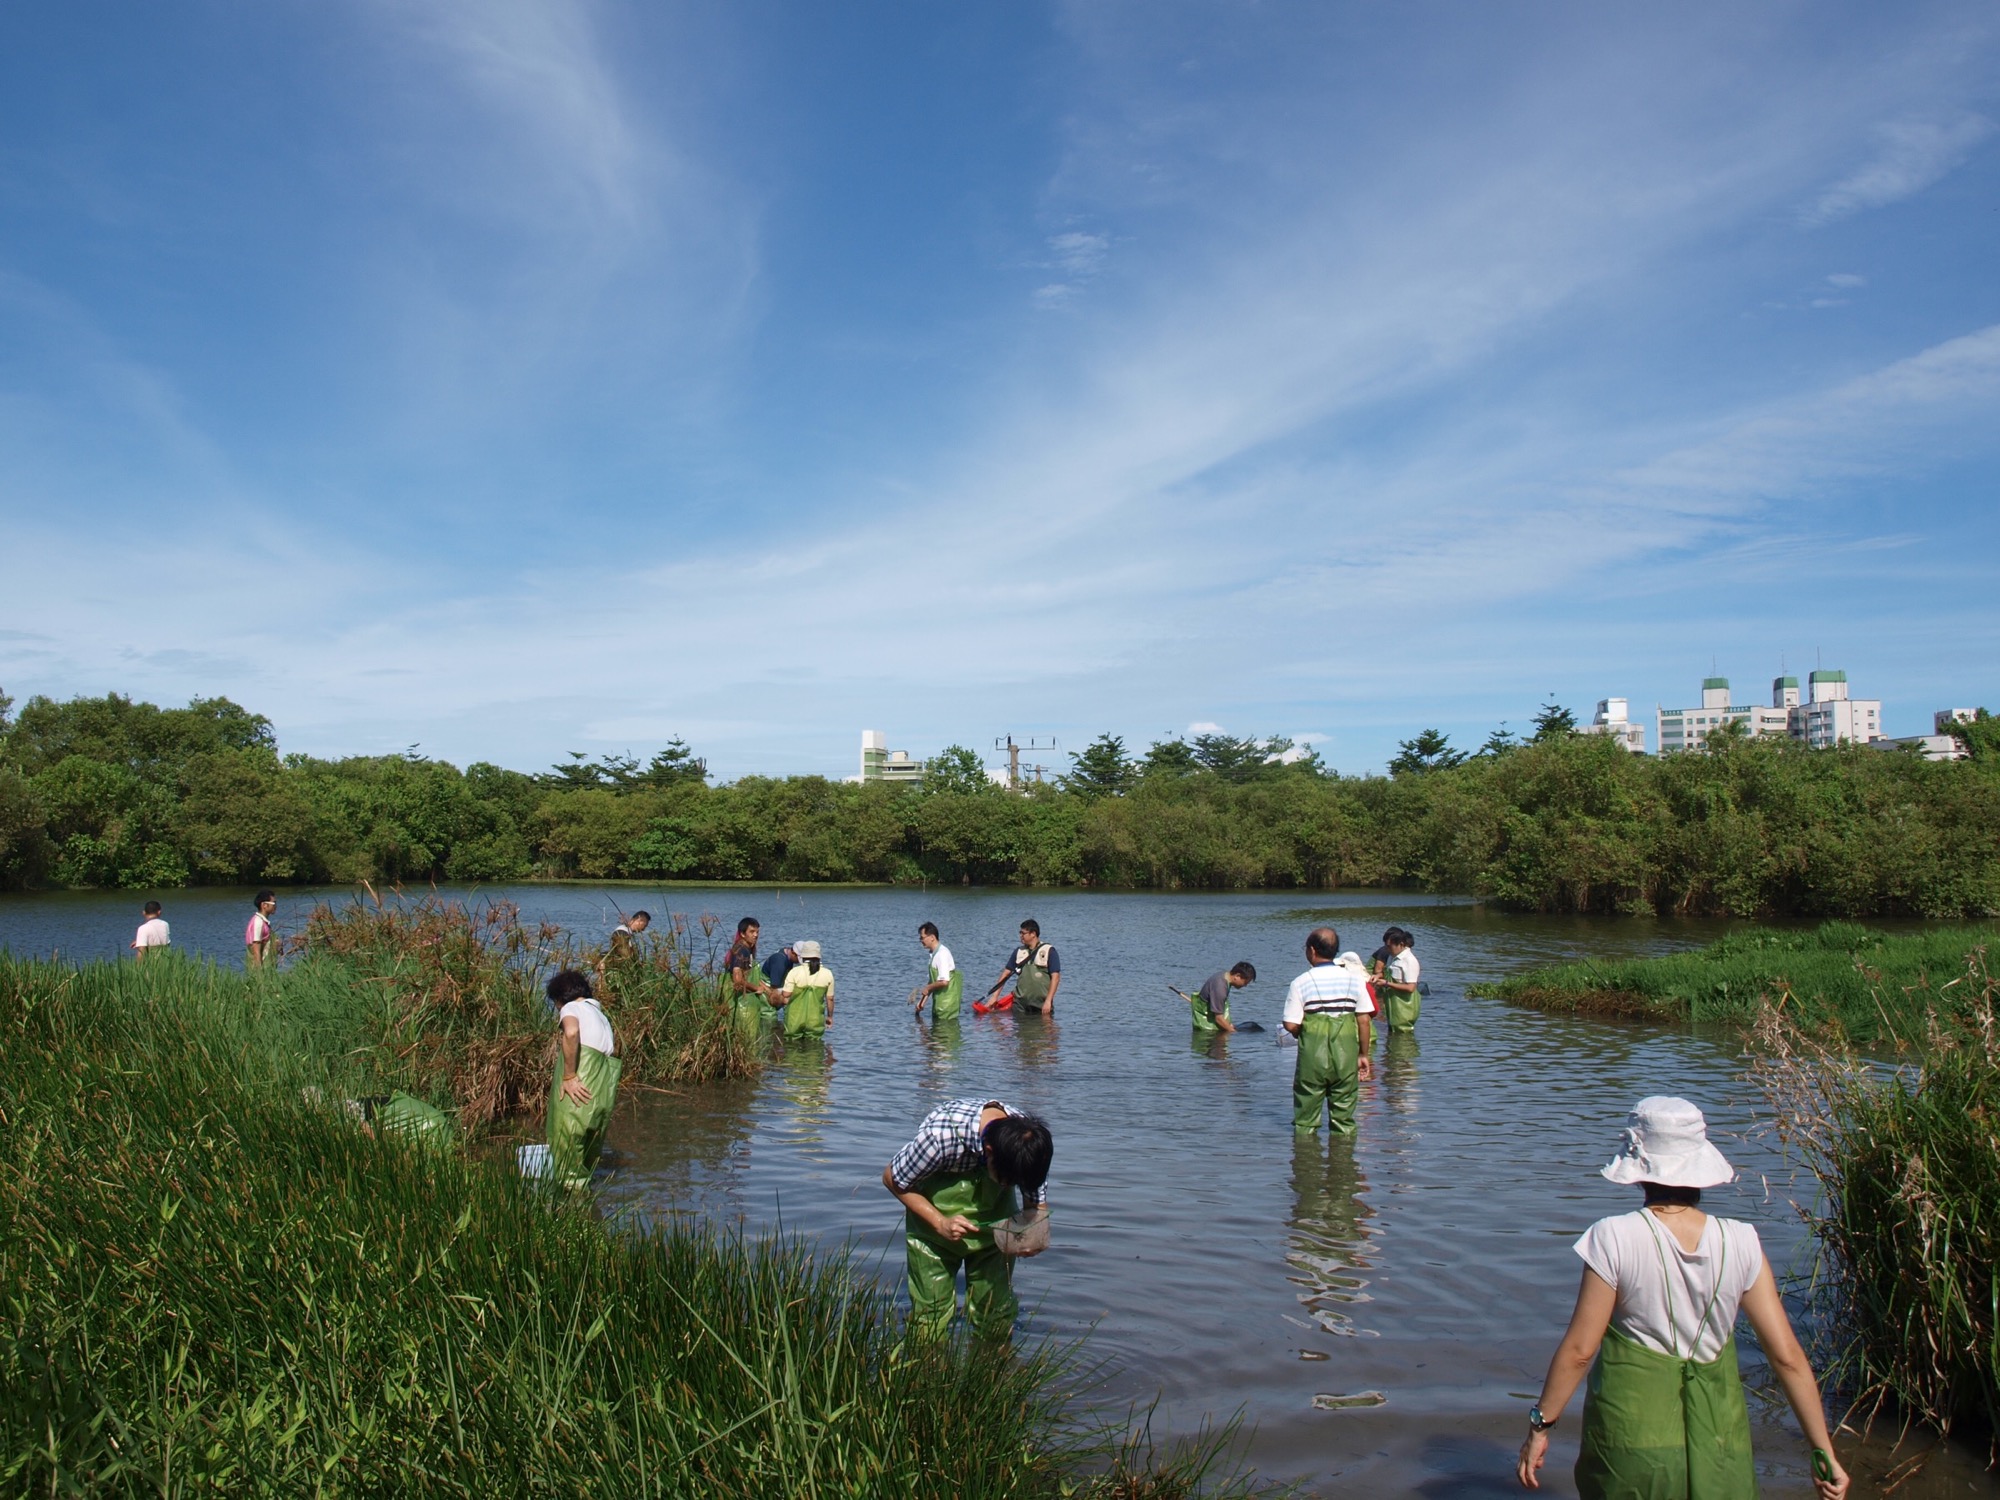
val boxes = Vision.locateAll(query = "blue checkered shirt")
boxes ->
[888,1097,1045,1208]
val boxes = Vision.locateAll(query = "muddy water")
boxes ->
[3,884,1991,1496]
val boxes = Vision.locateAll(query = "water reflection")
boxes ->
[1009,1012,1062,1068]
[916,1013,963,1085]
[1380,1031,1421,1116]
[1286,1135,1374,1341]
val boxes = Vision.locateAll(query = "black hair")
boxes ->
[1229,961,1257,982]
[919,921,940,939]
[1306,926,1339,960]
[143,900,163,916]
[545,968,594,1006]
[631,910,651,923]
[983,1113,1053,1194]
[1641,1183,1702,1208]
[254,889,276,907]
[1383,926,1413,947]
[736,916,759,936]
[1020,918,1040,937]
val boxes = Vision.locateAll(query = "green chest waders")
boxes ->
[1384,985,1421,1032]
[376,1091,454,1143]
[546,1043,622,1190]
[783,975,830,1038]
[905,1168,1018,1340]
[1292,1011,1361,1135]
[931,963,963,1022]
[1577,1218,1755,1500]
[1192,992,1229,1032]
[1013,949,1052,1011]
[729,968,771,1035]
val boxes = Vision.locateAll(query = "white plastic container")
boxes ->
[516,1143,552,1178]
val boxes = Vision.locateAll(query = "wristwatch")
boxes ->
[1528,1405,1555,1433]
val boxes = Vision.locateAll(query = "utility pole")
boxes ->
[993,734,1057,792]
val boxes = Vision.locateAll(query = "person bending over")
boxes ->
[1192,962,1256,1033]
[545,968,622,1189]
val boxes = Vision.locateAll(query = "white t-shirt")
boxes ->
[134,918,171,949]
[1575,1210,1765,1362]
[1282,963,1376,1025]
[559,997,615,1057]
[1389,950,1420,984]
[928,944,956,980]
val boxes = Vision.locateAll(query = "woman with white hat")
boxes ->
[1517,1096,1848,1500]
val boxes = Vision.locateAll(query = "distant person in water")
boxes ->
[916,922,962,1020]
[608,910,651,961]
[245,890,278,968]
[989,919,1060,1016]
[778,940,834,1038]
[1518,1097,1848,1500]
[724,917,777,1027]
[1191,962,1256,1033]
[1374,927,1421,1032]
[132,901,170,961]
[1283,926,1374,1134]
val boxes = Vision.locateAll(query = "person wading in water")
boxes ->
[1517,1096,1848,1500]
[989,919,1060,1017]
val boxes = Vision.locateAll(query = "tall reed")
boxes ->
[1751,946,2000,1459]
[0,954,1248,1497]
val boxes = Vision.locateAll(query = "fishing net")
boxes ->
[993,1205,1050,1257]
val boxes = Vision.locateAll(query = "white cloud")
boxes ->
[1826,273,1867,288]
[1186,721,1223,734]
[1801,114,1994,227]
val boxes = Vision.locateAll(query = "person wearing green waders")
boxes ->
[989,919,1059,1016]
[544,968,622,1189]
[1518,1097,1849,1500]
[883,1099,1053,1339]
[1282,927,1374,1134]
[723,917,777,1033]
[1373,927,1422,1032]
[1192,962,1256,1033]
[777,940,834,1039]
[915,922,962,1021]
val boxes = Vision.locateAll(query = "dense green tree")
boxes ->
[1062,733,1136,800]
[1477,723,1518,756]
[1140,737,1200,779]
[1945,709,2000,763]
[1531,702,1578,741]
[1389,729,1467,775]
[923,745,994,797]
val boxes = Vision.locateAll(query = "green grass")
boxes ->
[1475,921,1998,1044]
[0,955,1251,1497]
[1751,961,2000,1460]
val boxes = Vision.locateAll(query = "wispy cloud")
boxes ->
[1801,113,1994,226]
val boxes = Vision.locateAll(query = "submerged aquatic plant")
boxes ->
[0,955,1253,1497]
[1751,945,2000,1460]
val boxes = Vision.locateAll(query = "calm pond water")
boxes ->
[3,884,1991,1497]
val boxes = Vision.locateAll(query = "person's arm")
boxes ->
[1357,1011,1374,1077]
[824,975,834,1021]
[988,962,1017,998]
[1740,1263,1849,1500]
[882,1164,978,1241]
[1518,1267,1617,1489]
[559,1016,592,1104]
[1214,1012,1237,1033]
[1043,969,1059,1017]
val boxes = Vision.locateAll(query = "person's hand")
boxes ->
[1358,1055,1374,1081]
[1814,1451,1849,1500]
[936,1213,978,1242]
[560,1074,592,1105]
[1517,1429,1549,1489]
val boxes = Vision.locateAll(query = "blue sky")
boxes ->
[2,1,1996,781]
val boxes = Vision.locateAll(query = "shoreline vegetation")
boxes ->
[0,950,1246,1496]
[1489,922,2000,1459]
[2,689,1997,916]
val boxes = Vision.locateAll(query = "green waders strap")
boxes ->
[908,1169,1014,1254]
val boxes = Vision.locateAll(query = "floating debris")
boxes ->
[1298,1349,1330,1361]
[1313,1391,1386,1410]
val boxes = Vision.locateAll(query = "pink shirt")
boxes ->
[245,912,272,945]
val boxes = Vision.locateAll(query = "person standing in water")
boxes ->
[1283,926,1374,1134]
[916,922,962,1020]
[544,968,622,1190]
[990,919,1060,1016]
[1373,927,1421,1032]
[762,941,801,990]
[132,900,170,962]
[882,1098,1053,1339]
[778,940,834,1038]
[723,917,777,1028]
[1517,1096,1848,1500]
[609,910,651,961]
[1192,962,1256,1033]
[245,890,278,969]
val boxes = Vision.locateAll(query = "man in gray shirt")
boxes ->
[1192,962,1256,1033]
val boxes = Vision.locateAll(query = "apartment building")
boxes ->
[1656,671,1883,754]
[1579,698,1647,753]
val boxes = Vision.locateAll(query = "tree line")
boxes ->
[1,686,1996,917]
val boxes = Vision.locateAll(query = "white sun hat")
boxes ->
[794,940,822,961]
[1600,1096,1736,1188]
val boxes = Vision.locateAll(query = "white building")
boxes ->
[1869,709,1976,763]
[1656,671,1884,754]
[1579,698,1647,753]
[855,730,924,785]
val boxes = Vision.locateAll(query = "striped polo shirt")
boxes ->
[1282,963,1376,1027]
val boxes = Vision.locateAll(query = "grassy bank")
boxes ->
[297,893,752,1127]
[1474,921,1998,1044]
[0,954,1244,1496]
[1752,958,2000,1461]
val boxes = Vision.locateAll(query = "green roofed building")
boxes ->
[1656,671,1883,755]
